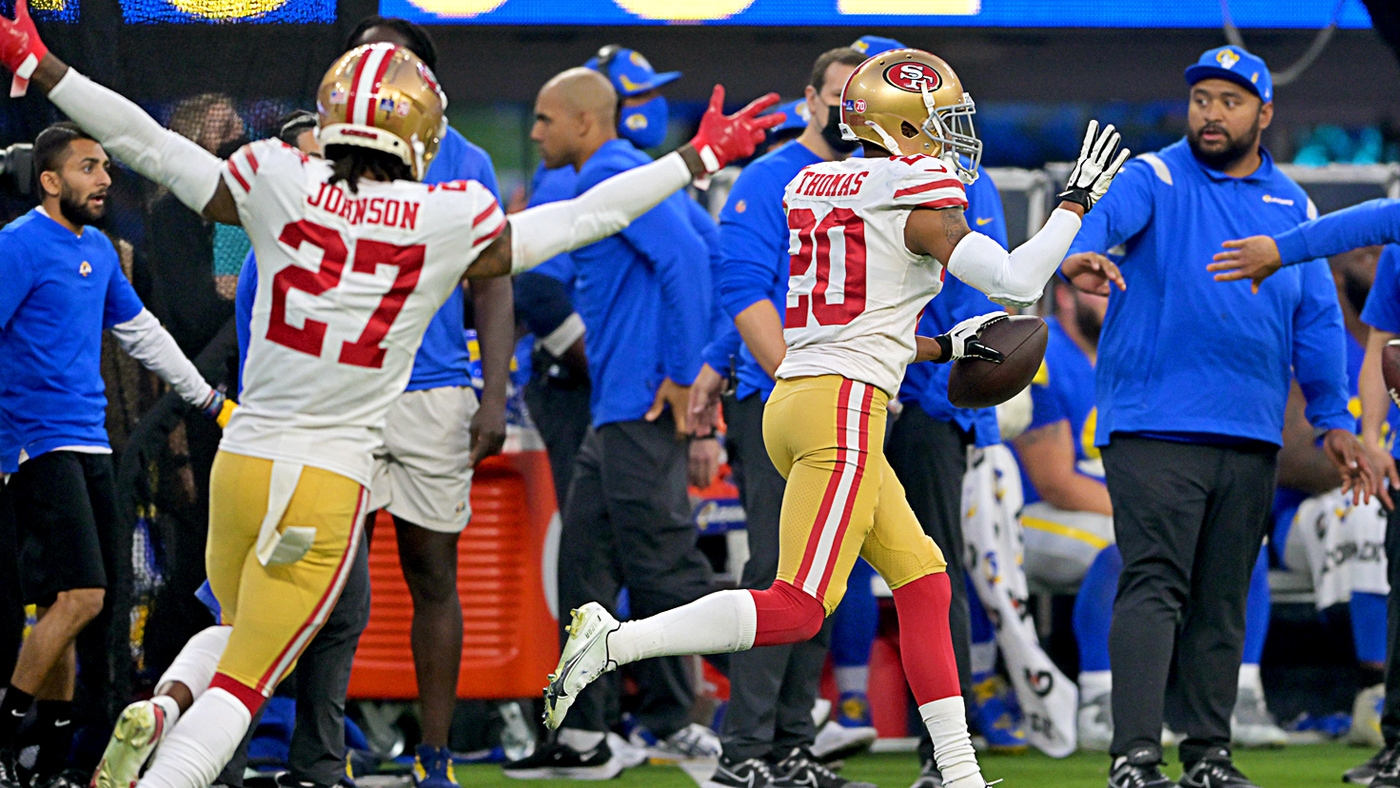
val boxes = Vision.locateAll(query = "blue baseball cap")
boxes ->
[767,98,811,136]
[584,46,681,98]
[851,35,906,57]
[1185,45,1272,103]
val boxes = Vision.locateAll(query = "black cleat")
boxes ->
[1348,744,1400,786]
[1108,748,1174,788]
[1178,748,1259,788]
[703,757,778,788]
[772,748,876,788]
[501,739,623,781]
[909,761,943,788]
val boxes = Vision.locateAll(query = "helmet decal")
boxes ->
[883,62,943,93]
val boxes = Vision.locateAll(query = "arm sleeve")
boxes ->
[947,209,1082,308]
[1274,199,1400,266]
[1292,259,1356,433]
[1065,159,1157,258]
[507,152,693,273]
[1362,245,1400,333]
[46,70,224,214]
[0,236,35,330]
[110,309,216,409]
[621,194,712,387]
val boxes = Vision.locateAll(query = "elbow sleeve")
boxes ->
[48,70,223,214]
[947,209,1082,308]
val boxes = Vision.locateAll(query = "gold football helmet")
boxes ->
[316,43,446,180]
[838,48,982,183]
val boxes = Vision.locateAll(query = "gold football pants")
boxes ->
[206,451,366,695]
[764,375,947,614]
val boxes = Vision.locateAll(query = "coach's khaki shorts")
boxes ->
[369,385,479,533]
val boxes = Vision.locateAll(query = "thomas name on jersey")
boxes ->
[793,170,870,198]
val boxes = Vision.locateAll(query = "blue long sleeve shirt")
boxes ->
[526,162,580,289]
[405,126,501,391]
[1068,139,1352,446]
[1360,244,1400,458]
[716,140,824,402]
[1275,198,1400,266]
[899,165,1007,448]
[572,139,711,427]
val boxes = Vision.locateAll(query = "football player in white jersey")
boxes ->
[0,6,780,788]
[540,49,1127,788]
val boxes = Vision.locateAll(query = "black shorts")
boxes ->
[8,450,116,606]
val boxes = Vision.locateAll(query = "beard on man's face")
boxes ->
[1074,297,1103,344]
[1187,115,1260,172]
[58,181,107,227]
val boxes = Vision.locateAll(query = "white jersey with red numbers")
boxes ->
[218,139,505,486]
[776,154,968,397]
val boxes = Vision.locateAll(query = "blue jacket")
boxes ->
[1360,244,1400,458]
[899,165,1007,447]
[1275,198,1400,266]
[405,126,501,392]
[0,209,144,471]
[1068,139,1352,446]
[526,163,580,289]
[571,139,711,427]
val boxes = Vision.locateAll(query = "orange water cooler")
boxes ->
[348,441,561,700]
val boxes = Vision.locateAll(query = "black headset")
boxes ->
[594,44,622,81]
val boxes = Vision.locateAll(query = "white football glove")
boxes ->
[935,311,1009,363]
[1057,120,1130,211]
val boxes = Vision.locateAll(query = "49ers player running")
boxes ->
[542,49,1128,788]
[0,5,779,788]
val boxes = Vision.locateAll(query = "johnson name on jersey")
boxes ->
[219,139,505,486]
[777,154,968,397]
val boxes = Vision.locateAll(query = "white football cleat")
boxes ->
[543,603,620,731]
[1077,691,1113,752]
[811,720,878,763]
[90,700,169,788]
[1231,685,1289,748]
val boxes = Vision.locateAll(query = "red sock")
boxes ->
[749,581,826,647]
[892,572,962,705]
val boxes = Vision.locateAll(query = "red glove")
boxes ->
[688,85,783,175]
[2,0,48,97]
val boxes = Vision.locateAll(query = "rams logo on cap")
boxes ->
[883,62,942,93]
[1216,48,1241,69]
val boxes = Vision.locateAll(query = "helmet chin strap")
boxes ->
[864,120,903,156]
[411,134,426,181]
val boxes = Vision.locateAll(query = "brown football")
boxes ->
[1384,339,1400,408]
[947,315,1049,409]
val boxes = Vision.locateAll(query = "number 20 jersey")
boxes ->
[777,154,969,398]
[218,140,505,486]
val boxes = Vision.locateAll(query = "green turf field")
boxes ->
[454,742,1370,787]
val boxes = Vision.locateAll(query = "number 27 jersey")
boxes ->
[777,154,968,398]
[219,140,505,487]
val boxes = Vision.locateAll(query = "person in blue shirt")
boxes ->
[502,67,716,779]
[684,46,877,788]
[1353,244,1400,787]
[1207,198,1400,290]
[312,19,516,788]
[0,123,226,788]
[1061,46,1370,788]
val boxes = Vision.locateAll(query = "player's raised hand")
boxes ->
[1206,235,1282,294]
[0,0,48,97]
[1057,120,1130,212]
[1061,251,1126,296]
[687,86,784,175]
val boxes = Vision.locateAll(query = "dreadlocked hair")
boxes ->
[325,144,412,193]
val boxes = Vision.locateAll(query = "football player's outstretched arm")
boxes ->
[9,19,240,225]
[907,121,1128,308]
[467,87,783,280]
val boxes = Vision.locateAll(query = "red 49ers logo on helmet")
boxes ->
[883,62,942,93]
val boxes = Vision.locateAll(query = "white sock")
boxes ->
[969,640,998,677]
[157,626,232,701]
[137,688,251,788]
[835,666,869,696]
[608,590,757,666]
[1237,663,1262,694]
[1078,670,1112,701]
[920,697,984,788]
[152,695,182,731]
[557,728,606,752]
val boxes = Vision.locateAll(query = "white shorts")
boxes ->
[1020,501,1115,593]
[369,385,479,533]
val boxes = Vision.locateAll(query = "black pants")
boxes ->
[719,393,832,762]
[218,536,372,787]
[884,406,973,763]
[1380,489,1400,746]
[0,480,22,684]
[523,374,592,506]
[556,415,717,737]
[1103,436,1277,764]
